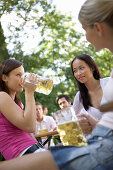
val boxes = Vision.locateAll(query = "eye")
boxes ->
[16,74,21,77]
[73,69,77,73]
[80,66,85,70]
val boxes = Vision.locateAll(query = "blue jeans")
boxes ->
[49,126,113,170]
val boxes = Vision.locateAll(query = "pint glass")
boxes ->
[53,107,87,146]
[37,122,48,134]
[35,77,53,95]
[22,73,53,95]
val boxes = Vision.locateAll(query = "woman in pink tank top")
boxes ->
[0,59,45,160]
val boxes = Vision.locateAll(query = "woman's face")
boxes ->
[82,24,104,51]
[72,59,94,84]
[3,65,24,94]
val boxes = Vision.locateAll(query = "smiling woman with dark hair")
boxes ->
[71,54,110,134]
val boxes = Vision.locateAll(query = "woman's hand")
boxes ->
[21,73,38,93]
[77,114,98,135]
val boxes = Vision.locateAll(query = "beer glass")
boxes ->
[22,73,53,95]
[35,77,53,95]
[53,107,88,146]
[37,122,48,134]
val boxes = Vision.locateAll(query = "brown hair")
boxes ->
[0,59,23,104]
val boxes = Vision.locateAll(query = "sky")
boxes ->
[1,0,86,83]
[53,0,86,33]
[1,0,86,54]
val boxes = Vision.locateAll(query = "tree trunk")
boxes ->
[0,21,11,62]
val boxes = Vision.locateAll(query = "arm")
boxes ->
[0,151,58,170]
[50,117,57,131]
[47,116,57,131]
[99,101,113,112]
[0,76,37,133]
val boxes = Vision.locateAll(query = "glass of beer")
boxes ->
[37,122,48,134]
[53,107,88,146]
[35,77,53,95]
[22,73,53,95]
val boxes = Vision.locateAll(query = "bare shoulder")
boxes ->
[0,92,19,120]
[0,92,12,107]
[0,91,11,100]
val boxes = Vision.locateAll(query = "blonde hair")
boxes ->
[78,0,113,27]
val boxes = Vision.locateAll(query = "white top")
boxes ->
[98,77,113,129]
[73,77,110,120]
[35,115,57,134]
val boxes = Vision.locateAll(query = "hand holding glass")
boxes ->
[53,107,88,146]
[22,73,53,95]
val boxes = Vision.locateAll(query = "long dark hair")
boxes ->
[71,54,102,110]
[0,59,23,105]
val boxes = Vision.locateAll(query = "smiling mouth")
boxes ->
[79,76,85,80]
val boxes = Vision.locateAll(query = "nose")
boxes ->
[36,109,39,113]
[60,103,64,109]
[61,103,66,109]
[74,70,82,80]
[77,69,82,76]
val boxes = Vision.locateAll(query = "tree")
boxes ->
[0,0,83,113]
[0,22,11,62]
[0,0,113,114]
[95,50,113,77]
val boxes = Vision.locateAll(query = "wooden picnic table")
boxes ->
[34,130,59,139]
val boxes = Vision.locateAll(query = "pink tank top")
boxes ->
[0,103,37,160]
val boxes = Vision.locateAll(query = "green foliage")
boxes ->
[94,49,113,77]
[0,22,11,62]
[0,0,113,114]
